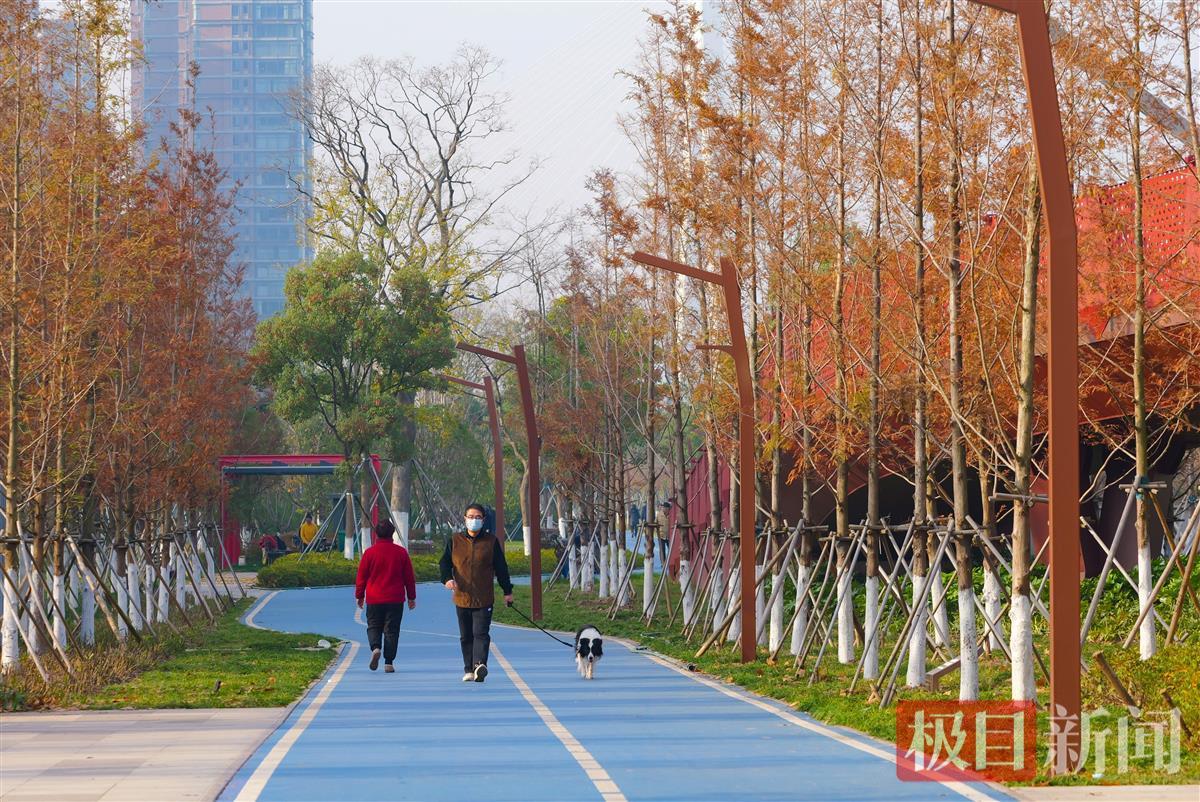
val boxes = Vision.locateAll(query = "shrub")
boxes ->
[257,546,559,588]
[255,552,358,588]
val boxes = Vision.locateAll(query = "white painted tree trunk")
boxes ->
[906,575,929,688]
[705,557,724,633]
[958,587,979,700]
[582,539,593,592]
[790,563,809,656]
[26,561,44,654]
[642,554,654,615]
[175,545,186,609]
[156,566,170,623]
[727,569,741,642]
[617,546,629,607]
[342,530,355,559]
[1138,541,1156,659]
[396,511,409,546]
[755,563,767,646]
[115,570,129,639]
[52,574,67,651]
[522,525,532,557]
[18,549,30,651]
[769,570,784,652]
[836,566,854,664]
[863,574,880,680]
[143,564,156,624]
[930,569,951,649]
[598,541,609,598]
[568,539,579,590]
[1,568,18,674]
[197,549,211,600]
[69,565,80,613]
[982,567,1004,653]
[1010,592,1035,700]
[80,576,96,646]
[680,559,695,626]
[126,563,142,631]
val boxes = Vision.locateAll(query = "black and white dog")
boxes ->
[575,625,604,680]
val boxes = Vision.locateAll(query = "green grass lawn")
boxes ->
[78,604,336,709]
[494,577,1200,787]
[2,598,338,711]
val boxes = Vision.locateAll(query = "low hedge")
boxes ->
[256,546,559,588]
[255,552,358,588]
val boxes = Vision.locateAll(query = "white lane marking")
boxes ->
[640,651,1004,802]
[243,592,278,630]
[497,620,1003,802]
[490,642,627,802]
[234,641,359,802]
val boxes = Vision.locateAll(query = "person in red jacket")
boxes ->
[355,520,417,673]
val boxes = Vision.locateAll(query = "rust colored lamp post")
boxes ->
[441,374,505,548]
[967,1,1081,773]
[457,343,542,620]
[631,252,757,663]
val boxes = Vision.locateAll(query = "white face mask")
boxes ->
[466,518,484,533]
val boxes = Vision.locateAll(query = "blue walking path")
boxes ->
[218,584,1013,802]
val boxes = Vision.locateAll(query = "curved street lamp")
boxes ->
[441,374,505,552]
[457,343,543,620]
[967,1,1081,773]
[631,252,757,663]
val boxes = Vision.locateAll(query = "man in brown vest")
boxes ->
[439,502,513,682]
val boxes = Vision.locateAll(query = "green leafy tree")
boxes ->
[253,250,455,491]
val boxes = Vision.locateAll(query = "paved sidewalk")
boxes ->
[0,707,286,802]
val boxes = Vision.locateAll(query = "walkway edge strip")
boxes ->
[243,591,278,630]
[491,641,628,802]
[232,640,360,802]
[639,651,1004,802]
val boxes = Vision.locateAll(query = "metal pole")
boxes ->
[513,344,541,619]
[719,256,756,663]
[970,1,1081,772]
[485,377,505,545]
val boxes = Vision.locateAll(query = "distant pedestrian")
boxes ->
[439,502,513,683]
[355,520,417,673]
[298,513,318,547]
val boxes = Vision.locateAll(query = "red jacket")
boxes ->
[355,540,417,605]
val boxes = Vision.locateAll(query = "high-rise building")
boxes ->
[131,0,313,318]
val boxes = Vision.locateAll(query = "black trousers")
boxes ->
[365,602,405,664]
[455,605,493,672]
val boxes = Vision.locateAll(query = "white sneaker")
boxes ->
[461,672,474,682]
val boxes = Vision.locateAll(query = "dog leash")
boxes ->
[505,603,575,648]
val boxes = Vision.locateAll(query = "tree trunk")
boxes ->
[1131,10,1155,659]
[948,0,979,701]
[1011,164,1041,700]
[907,5,930,687]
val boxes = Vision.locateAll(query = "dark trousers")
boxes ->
[365,602,405,664]
[455,605,493,672]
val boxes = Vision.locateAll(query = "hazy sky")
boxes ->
[312,1,671,219]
